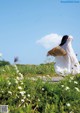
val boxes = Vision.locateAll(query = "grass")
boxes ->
[0,62,57,78]
[0,63,80,113]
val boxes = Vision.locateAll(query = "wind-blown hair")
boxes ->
[59,35,68,46]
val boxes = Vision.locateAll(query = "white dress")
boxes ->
[54,36,80,76]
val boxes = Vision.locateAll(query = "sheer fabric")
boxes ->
[54,36,80,76]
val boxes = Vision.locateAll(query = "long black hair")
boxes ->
[59,35,68,46]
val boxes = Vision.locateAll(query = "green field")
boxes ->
[0,63,80,113]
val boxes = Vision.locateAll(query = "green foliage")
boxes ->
[0,63,56,77]
[0,63,80,113]
[17,63,55,76]
[0,60,10,66]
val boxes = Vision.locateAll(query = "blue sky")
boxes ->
[0,0,80,64]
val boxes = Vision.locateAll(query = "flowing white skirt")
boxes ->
[54,43,80,76]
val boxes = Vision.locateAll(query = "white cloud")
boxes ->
[0,53,2,57]
[36,33,62,49]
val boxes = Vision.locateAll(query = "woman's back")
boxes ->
[54,35,80,76]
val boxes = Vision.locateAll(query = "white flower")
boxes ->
[19,73,23,77]
[65,86,70,90]
[70,77,74,80]
[15,79,18,84]
[16,70,19,73]
[8,81,11,85]
[21,99,25,102]
[18,73,24,79]
[17,76,23,80]
[20,91,25,96]
[42,88,45,91]
[66,103,70,107]
[18,86,22,90]
[61,85,64,87]
[14,64,17,69]
[27,94,30,97]
[1,90,4,93]
[20,82,23,85]
[2,69,5,72]
[74,81,78,84]
[69,111,73,113]
[75,87,80,92]
[16,77,20,80]
[38,99,40,102]
[8,91,12,95]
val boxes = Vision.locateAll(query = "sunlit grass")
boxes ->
[0,63,57,78]
[0,63,80,113]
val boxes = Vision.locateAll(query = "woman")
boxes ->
[54,35,80,76]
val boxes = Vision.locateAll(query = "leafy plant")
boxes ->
[0,63,80,113]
